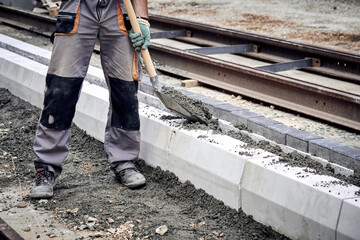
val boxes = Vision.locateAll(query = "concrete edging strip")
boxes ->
[1,40,360,240]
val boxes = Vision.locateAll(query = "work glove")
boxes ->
[129,18,150,52]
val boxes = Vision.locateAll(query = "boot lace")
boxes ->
[35,168,51,185]
[119,168,137,177]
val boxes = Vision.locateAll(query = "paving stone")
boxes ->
[199,98,226,115]
[248,116,282,136]
[355,156,360,172]
[0,34,51,65]
[263,123,294,145]
[138,92,167,112]
[139,77,155,96]
[331,145,360,170]
[229,110,261,127]
[309,138,344,161]
[218,107,247,126]
[210,103,240,120]
[185,93,208,101]
[179,91,200,99]
[286,129,323,153]
[201,97,224,108]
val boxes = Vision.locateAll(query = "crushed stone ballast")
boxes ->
[1,35,360,240]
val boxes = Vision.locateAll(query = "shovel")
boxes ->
[123,0,203,123]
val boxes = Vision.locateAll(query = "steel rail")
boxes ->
[1,5,359,83]
[0,5,56,35]
[150,43,360,131]
[0,218,24,240]
[150,14,360,84]
[0,5,359,130]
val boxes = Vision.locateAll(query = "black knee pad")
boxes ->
[109,77,140,131]
[40,74,83,130]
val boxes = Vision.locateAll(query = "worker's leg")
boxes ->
[33,0,99,178]
[98,0,145,188]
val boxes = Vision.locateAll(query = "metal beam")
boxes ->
[257,58,319,72]
[0,218,24,240]
[187,44,254,55]
[0,5,56,36]
[151,30,187,39]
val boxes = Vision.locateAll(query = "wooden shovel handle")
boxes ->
[123,0,157,78]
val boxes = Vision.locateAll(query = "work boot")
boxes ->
[115,168,146,189]
[30,167,56,199]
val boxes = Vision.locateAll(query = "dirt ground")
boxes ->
[149,0,360,54]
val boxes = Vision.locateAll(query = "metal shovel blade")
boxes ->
[150,76,204,123]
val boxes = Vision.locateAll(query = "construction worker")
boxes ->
[30,0,150,199]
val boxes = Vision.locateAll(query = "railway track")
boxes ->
[0,5,359,131]
[0,218,24,240]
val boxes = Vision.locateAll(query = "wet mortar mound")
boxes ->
[0,88,288,239]
[160,114,221,132]
[160,86,212,124]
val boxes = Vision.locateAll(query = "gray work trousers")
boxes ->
[33,0,142,177]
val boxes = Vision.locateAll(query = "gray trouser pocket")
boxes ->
[50,0,81,43]
[55,12,77,34]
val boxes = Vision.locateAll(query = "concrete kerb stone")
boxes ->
[139,115,248,209]
[286,128,323,153]
[3,47,360,239]
[210,102,240,121]
[139,76,155,96]
[336,197,360,240]
[199,96,225,113]
[263,122,293,145]
[247,115,282,137]
[241,157,360,240]
[0,33,51,66]
[74,82,109,142]
[0,33,108,88]
[230,110,261,127]
[355,156,360,172]
[180,91,208,101]
[309,138,345,162]
[137,91,169,114]
[0,48,48,109]
[331,145,360,171]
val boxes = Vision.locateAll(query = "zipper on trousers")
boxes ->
[57,15,73,19]
[96,0,102,21]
